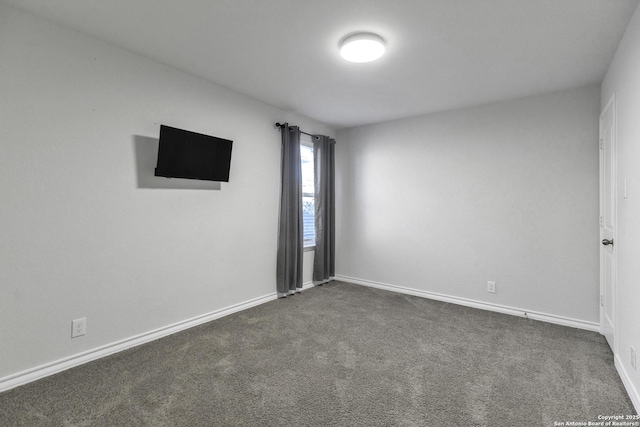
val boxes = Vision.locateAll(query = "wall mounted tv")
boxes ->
[154,125,233,182]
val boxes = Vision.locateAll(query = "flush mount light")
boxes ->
[340,32,386,63]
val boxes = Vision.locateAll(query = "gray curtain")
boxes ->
[313,135,336,283]
[276,124,303,294]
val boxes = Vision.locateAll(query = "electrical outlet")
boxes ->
[72,318,86,338]
[632,346,637,371]
[487,281,496,294]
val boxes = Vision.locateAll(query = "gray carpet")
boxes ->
[0,281,635,426]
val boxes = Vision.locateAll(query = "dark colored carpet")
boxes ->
[0,281,635,426]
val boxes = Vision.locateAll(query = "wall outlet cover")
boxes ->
[72,318,86,338]
[487,281,496,294]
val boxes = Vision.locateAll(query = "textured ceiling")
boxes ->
[4,0,639,129]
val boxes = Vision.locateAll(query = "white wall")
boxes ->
[0,3,330,381]
[336,85,601,324]
[601,3,640,410]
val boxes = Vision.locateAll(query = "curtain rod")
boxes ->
[274,122,315,138]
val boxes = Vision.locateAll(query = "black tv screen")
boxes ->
[154,125,233,182]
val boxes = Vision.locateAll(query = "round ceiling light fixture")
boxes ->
[340,32,386,63]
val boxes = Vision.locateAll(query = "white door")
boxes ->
[600,95,616,351]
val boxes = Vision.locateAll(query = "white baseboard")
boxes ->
[277,281,316,298]
[0,277,604,394]
[0,292,277,393]
[335,275,600,332]
[615,354,640,414]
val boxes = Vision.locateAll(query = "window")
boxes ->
[300,135,315,248]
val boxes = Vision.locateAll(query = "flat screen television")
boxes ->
[154,125,233,182]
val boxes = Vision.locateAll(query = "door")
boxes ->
[600,94,616,351]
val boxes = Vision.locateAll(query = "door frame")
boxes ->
[599,93,617,353]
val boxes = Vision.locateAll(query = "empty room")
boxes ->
[1,1,639,425]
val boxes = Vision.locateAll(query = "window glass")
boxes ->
[300,137,315,247]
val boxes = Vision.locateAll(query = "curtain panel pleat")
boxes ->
[313,135,336,283]
[276,124,303,294]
